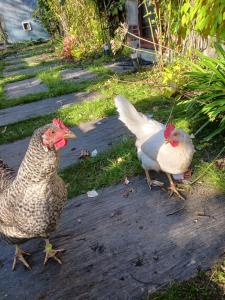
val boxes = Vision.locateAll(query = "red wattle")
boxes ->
[54,139,68,150]
[170,140,179,147]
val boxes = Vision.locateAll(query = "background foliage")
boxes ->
[180,43,225,141]
[36,0,106,59]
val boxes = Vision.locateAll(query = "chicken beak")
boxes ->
[64,131,76,139]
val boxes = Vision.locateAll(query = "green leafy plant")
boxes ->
[180,44,225,141]
[34,0,62,36]
[138,0,225,66]
[36,0,106,59]
[108,0,125,17]
[181,0,225,40]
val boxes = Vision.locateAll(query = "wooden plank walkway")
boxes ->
[0,177,224,300]
[0,116,130,170]
[0,91,99,127]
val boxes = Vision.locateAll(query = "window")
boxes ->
[22,21,32,31]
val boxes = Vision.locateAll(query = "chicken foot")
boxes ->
[166,173,185,200]
[12,245,31,271]
[44,239,65,265]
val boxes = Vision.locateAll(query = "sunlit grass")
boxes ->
[150,270,224,300]
[60,137,141,198]
[0,72,171,144]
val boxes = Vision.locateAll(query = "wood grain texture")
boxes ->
[0,176,224,300]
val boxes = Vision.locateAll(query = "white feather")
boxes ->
[115,95,195,175]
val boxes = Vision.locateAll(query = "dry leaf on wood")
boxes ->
[79,148,90,159]
[124,177,130,185]
[121,187,136,198]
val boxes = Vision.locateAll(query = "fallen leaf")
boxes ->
[215,158,225,169]
[87,190,98,198]
[124,177,130,185]
[79,148,90,159]
[121,187,136,198]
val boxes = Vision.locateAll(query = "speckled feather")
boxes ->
[0,124,67,245]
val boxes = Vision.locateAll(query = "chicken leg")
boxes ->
[44,239,65,265]
[12,245,31,270]
[166,173,185,200]
[144,169,152,190]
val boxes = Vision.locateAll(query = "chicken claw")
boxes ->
[12,245,31,271]
[168,183,186,200]
[44,239,65,265]
[166,173,186,200]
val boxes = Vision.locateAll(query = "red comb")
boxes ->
[52,118,68,130]
[164,123,175,139]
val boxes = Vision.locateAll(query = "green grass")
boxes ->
[150,270,225,300]
[0,65,108,109]
[2,41,54,59]
[0,72,171,144]
[60,137,141,198]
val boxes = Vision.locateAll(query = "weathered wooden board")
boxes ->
[3,64,57,77]
[0,116,130,170]
[5,78,48,99]
[0,91,99,127]
[0,177,224,300]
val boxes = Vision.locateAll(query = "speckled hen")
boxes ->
[0,119,76,270]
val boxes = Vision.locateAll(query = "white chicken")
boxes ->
[115,95,195,199]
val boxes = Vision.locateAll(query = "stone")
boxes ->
[0,92,100,127]
[5,77,48,99]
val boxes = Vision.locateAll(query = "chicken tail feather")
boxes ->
[115,95,150,139]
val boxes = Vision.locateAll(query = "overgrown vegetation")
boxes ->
[36,0,106,60]
[137,0,225,64]
[180,43,225,141]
